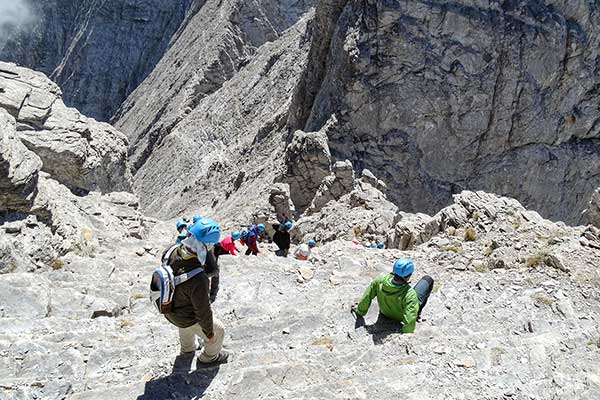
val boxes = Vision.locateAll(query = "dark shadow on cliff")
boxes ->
[137,354,220,400]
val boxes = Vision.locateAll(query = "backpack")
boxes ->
[149,244,204,314]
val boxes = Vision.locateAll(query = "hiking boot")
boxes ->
[197,350,230,368]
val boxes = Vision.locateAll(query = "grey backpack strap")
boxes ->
[162,244,180,267]
[174,267,204,285]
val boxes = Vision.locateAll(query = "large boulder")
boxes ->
[268,183,295,220]
[0,62,132,193]
[285,129,332,211]
[294,170,398,244]
[0,109,42,212]
[308,159,356,213]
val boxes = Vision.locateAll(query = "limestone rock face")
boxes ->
[0,63,143,268]
[285,129,332,211]
[115,0,315,176]
[295,168,398,244]
[0,62,132,193]
[291,0,600,223]
[0,110,42,212]
[120,12,315,220]
[583,187,600,228]
[268,183,295,221]
[0,0,195,121]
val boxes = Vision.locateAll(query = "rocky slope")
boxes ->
[0,0,195,121]
[1,191,599,399]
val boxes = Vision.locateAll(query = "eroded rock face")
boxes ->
[295,168,398,244]
[285,129,332,211]
[0,62,132,193]
[115,0,315,175]
[0,0,195,121]
[0,110,42,212]
[122,12,315,220]
[583,187,600,228]
[268,183,295,220]
[292,0,600,223]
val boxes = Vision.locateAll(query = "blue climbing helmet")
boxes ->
[393,258,414,278]
[176,219,187,230]
[188,218,221,244]
[257,223,265,232]
[231,230,241,240]
[308,240,317,247]
[192,214,202,224]
[284,221,293,230]
[377,242,385,249]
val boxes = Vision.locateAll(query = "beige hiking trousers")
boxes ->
[178,317,225,362]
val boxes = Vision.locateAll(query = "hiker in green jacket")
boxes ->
[352,258,434,334]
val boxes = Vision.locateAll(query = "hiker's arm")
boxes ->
[356,279,377,316]
[401,291,419,334]
[229,244,237,255]
[190,277,214,338]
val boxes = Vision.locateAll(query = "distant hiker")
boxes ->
[244,223,265,256]
[150,218,229,365]
[213,231,241,259]
[294,239,316,260]
[352,258,434,333]
[175,219,188,244]
[272,221,293,257]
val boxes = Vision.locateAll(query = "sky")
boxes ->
[0,0,34,33]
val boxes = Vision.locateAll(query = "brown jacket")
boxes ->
[163,245,214,337]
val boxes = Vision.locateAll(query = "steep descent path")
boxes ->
[1,212,599,399]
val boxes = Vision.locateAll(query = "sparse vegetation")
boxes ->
[131,293,145,300]
[491,347,506,366]
[4,263,17,273]
[471,211,481,221]
[119,319,134,329]
[51,259,64,270]
[484,240,500,257]
[312,336,334,351]
[472,261,489,273]
[464,227,477,241]
[441,244,463,253]
[531,293,555,306]
[526,250,549,268]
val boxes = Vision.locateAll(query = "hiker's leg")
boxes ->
[197,317,225,363]
[245,248,251,256]
[413,275,434,317]
[275,249,283,257]
[210,274,220,302]
[178,325,199,354]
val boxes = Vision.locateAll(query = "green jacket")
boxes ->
[163,245,214,338]
[356,273,419,333]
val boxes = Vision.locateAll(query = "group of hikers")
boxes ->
[176,215,316,259]
[150,215,434,367]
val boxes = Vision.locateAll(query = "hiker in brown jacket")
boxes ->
[163,222,229,365]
